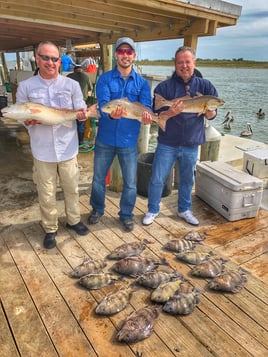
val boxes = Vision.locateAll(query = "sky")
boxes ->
[138,0,268,62]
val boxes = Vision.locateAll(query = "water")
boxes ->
[141,65,268,144]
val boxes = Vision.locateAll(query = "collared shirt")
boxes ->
[96,66,152,148]
[16,73,86,162]
[155,73,218,147]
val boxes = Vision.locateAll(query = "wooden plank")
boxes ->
[22,223,138,357]
[0,233,57,357]
[242,254,268,285]
[0,301,20,357]
[2,228,97,357]
[96,193,265,356]
[214,227,268,264]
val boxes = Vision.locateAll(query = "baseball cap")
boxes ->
[115,37,135,50]
[74,65,82,70]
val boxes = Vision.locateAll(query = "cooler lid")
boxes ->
[196,161,263,191]
[244,149,268,160]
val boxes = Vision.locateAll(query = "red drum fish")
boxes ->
[1,102,97,127]
[101,98,168,131]
[154,93,225,116]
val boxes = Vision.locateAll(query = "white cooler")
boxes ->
[243,149,268,179]
[195,161,263,221]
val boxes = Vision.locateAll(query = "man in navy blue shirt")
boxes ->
[88,37,153,232]
[143,46,218,227]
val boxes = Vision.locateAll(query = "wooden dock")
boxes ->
[1,173,268,356]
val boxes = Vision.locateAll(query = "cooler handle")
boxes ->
[243,194,256,207]
[245,160,254,176]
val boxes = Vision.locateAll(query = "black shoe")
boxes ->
[88,210,102,224]
[66,221,89,235]
[122,219,134,232]
[43,232,57,249]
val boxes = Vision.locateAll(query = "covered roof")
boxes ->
[0,0,242,53]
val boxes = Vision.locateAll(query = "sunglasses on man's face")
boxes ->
[116,48,135,56]
[37,54,60,62]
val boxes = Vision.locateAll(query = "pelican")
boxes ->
[221,111,234,130]
[256,108,265,118]
[240,123,253,137]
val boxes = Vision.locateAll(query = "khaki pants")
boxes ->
[33,157,80,233]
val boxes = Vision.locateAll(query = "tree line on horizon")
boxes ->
[136,58,268,68]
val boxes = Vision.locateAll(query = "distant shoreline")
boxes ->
[136,59,268,69]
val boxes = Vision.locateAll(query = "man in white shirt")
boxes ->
[16,41,92,249]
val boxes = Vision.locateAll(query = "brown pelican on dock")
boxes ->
[256,108,265,118]
[240,123,253,137]
[221,111,234,130]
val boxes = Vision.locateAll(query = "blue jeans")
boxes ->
[148,143,198,214]
[90,139,138,221]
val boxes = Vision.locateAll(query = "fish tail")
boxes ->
[158,116,166,132]
[154,93,167,110]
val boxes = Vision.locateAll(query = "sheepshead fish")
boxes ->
[111,256,169,277]
[116,305,160,343]
[135,270,182,289]
[106,239,153,260]
[101,98,168,131]
[79,272,123,290]
[208,268,249,293]
[191,258,227,278]
[163,238,197,252]
[150,277,192,303]
[1,102,97,127]
[183,230,207,241]
[68,257,107,278]
[154,93,225,116]
[175,250,214,265]
[163,288,203,315]
[95,286,134,315]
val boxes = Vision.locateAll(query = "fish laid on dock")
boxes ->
[79,272,123,290]
[191,258,227,278]
[207,268,249,293]
[106,239,153,260]
[68,257,107,278]
[163,288,203,315]
[163,238,198,252]
[116,305,160,343]
[154,93,225,116]
[183,230,207,241]
[101,98,168,131]
[1,102,97,127]
[95,285,135,315]
[111,256,169,277]
[150,277,192,303]
[135,270,182,289]
[175,250,214,265]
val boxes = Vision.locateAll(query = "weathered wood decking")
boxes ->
[1,175,268,356]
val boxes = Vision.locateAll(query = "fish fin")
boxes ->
[195,92,204,97]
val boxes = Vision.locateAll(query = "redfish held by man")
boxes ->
[101,98,168,131]
[154,93,225,116]
[1,102,97,127]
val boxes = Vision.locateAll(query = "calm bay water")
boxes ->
[141,65,268,144]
